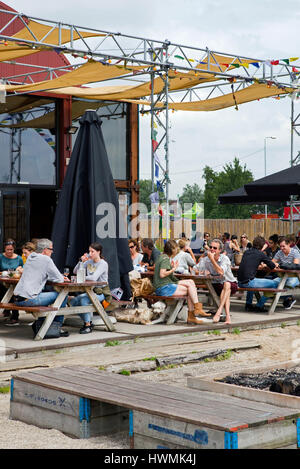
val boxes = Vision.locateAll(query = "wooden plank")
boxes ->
[50,367,300,423]
[13,367,300,428]
[11,374,248,431]
[0,303,57,313]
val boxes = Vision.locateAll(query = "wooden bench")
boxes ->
[0,302,59,339]
[10,366,300,448]
[195,286,289,313]
[138,295,188,324]
[0,302,58,317]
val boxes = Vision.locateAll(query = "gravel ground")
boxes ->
[1,325,300,449]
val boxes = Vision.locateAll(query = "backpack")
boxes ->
[130,277,154,298]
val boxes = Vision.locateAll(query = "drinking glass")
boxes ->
[63,267,70,277]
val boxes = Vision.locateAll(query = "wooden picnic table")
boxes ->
[141,271,222,309]
[231,266,300,314]
[0,277,116,339]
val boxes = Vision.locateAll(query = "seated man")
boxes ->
[140,238,161,272]
[196,238,237,324]
[237,236,278,312]
[272,236,300,309]
[13,238,69,336]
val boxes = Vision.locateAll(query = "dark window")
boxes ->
[0,101,57,185]
[72,102,128,180]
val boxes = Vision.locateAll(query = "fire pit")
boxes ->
[219,367,300,396]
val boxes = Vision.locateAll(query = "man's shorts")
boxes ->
[213,281,238,296]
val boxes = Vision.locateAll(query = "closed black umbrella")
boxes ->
[51,110,133,295]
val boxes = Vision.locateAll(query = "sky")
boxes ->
[5,0,300,198]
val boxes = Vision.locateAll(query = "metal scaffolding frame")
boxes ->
[0,8,300,236]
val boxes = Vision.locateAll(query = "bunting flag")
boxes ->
[157,180,164,193]
[154,153,161,178]
[34,128,55,150]
[155,161,159,178]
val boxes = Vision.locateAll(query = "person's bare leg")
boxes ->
[174,282,204,324]
[178,279,211,317]
[223,288,232,324]
[213,283,231,323]
[174,283,195,311]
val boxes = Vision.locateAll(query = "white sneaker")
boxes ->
[284,299,296,310]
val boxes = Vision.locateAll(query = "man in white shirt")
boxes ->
[197,238,237,324]
[13,238,69,335]
[272,237,300,309]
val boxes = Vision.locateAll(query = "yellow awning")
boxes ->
[0,95,53,114]
[167,83,293,111]
[41,69,219,101]
[6,60,147,93]
[0,19,104,62]
[0,99,104,129]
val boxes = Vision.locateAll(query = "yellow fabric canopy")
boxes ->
[40,69,218,101]
[0,95,52,114]
[6,60,147,92]
[167,83,293,111]
[0,19,104,62]
[0,99,104,129]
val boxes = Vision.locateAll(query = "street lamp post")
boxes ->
[264,136,277,219]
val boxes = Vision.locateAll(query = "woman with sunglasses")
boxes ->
[240,233,252,253]
[128,239,143,266]
[0,239,23,319]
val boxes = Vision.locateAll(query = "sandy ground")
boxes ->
[0,325,300,449]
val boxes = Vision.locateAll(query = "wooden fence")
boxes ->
[138,218,300,241]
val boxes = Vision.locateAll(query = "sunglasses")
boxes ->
[129,245,135,249]
[210,246,218,250]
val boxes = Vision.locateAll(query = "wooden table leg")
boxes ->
[0,285,14,315]
[268,274,287,315]
[86,288,116,332]
[166,299,185,325]
[34,288,69,341]
[204,280,220,308]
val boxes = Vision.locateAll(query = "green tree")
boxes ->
[179,183,204,207]
[203,158,255,219]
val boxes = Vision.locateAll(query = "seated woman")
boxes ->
[16,242,36,273]
[70,242,111,334]
[7,242,36,325]
[153,240,211,324]
[0,238,23,322]
[173,239,196,274]
[128,239,143,267]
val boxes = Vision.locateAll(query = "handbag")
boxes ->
[32,319,61,339]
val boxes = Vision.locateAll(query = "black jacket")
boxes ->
[237,248,276,284]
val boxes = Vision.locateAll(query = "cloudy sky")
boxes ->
[6,0,300,197]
